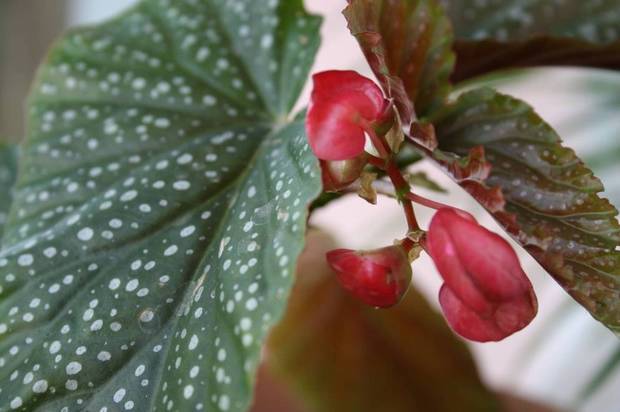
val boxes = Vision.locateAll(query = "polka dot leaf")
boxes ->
[0,0,322,411]
[433,87,620,335]
[440,0,620,82]
[0,144,18,243]
[344,0,455,120]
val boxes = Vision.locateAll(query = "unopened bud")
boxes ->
[426,208,537,342]
[326,245,412,308]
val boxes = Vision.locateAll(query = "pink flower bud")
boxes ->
[326,245,412,308]
[306,70,389,161]
[320,154,367,192]
[426,208,537,342]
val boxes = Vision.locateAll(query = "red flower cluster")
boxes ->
[307,70,537,342]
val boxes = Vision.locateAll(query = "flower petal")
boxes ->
[306,70,387,160]
[438,284,505,342]
[439,283,537,342]
[428,208,538,342]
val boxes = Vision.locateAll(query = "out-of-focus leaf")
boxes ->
[267,230,499,412]
[250,365,308,412]
[0,0,322,410]
[344,0,455,121]
[406,171,446,193]
[432,87,620,335]
[498,392,561,412]
[0,144,17,242]
[395,144,424,169]
[439,0,620,82]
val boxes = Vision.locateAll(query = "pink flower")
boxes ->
[426,208,537,342]
[306,70,389,161]
[326,245,411,308]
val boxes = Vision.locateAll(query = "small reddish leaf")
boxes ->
[410,121,438,151]
[460,182,505,214]
[434,145,491,182]
[432,88,620,335]
[431,144,514,221]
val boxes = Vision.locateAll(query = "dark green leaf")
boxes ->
[0,144,18,243]
[344,0,455,120]
[440,0,620,82]
[268,230,499,412]
[0,0,322,410]
[432,88,620,335]
[443,0,620,42]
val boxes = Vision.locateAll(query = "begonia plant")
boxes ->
[1,0,620,411]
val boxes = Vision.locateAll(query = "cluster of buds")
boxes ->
[306,70,537,342]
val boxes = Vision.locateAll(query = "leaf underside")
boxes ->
[439,0,620,82]
[0,145,18,244]
[344,0,455,121]
[267,231,498,412]
[433,88,620,334]
[0,0,322,411]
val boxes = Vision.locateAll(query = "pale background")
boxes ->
[2,1,620,411]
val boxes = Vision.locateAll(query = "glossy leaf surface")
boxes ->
[0,0,322,410]
[433,88,620,334]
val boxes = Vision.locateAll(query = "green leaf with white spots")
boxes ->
[440,0,620,82]
[0,0,322,411]
[432,87,620,336]
[0,144,18,243]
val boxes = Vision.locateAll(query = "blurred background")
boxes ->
[2,1,620,411]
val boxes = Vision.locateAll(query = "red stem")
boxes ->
[361,121,391,159]
[361,118,420,232]
[406,192,452,210]
[386,162,419,231]
[367,154,386,169]
[402,201,418,231]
